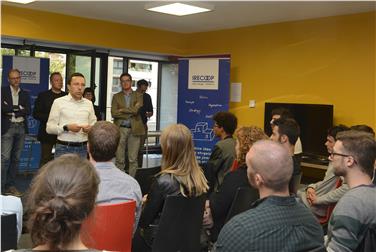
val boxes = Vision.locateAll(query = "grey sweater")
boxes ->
[326,184,376,252]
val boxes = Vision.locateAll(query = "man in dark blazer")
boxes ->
[1,69,31,196]
[33,72,67,167]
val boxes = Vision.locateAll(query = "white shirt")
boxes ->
[0,195,23,242]
[10,86,24,123]
[46,93,97,142]
[294,137,303,154]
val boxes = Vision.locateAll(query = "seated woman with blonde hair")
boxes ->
[203,126,268,241]
[132,124,209,251]
[25,154,99,251]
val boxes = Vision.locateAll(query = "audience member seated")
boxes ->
[350,124,375,137]
[270,118,302,195]
[25,154,99,251]
[216,140,324,252]
[298,125,349,222]
[203,126,268,241]
[132,124,208,252]
[326,131,376,251]
[205,111,237,193]
[88,121,142,229]
[270,107,303,155]
[0,195,23,242]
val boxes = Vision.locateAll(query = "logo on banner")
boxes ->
[13,56,40,84]
[188,59,219,90]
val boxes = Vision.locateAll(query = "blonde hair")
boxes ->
[236,126,268,166]
[160,124,208,197]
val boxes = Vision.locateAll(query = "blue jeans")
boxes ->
[54,143,88,159]
[1,123,25,191]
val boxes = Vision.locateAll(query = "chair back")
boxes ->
[1,213,17,251]
[80,200,136,252]
[225,186,259,223]
[152,195,206,252]
[135,166,161,195]
[355,224,376,252]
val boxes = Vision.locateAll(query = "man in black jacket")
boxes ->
[135,79,153,168]
[33,72,67,167]
[1,69,31,196]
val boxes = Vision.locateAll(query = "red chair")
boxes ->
[80,200,136,252]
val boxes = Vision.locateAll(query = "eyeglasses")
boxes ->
[329,152,351,158]
[121,79,132,83]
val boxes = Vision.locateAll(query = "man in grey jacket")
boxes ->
[298,125,349,219]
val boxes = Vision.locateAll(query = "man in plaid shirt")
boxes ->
[216,140,325,252]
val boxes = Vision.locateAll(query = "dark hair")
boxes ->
[120,72,132,81]
[88,121,120,162]
[27,154,99,250]
[350,124,375,137]
[273,118,300,145]
[327,124,349,140]
[49,72,62,82]
[68,72,85,85]
[271,107,293,119]
[212,111,238,135]
[83,87,96,103]
[137,79,150,88]
[336,130,376,178]
[8,68,21,77]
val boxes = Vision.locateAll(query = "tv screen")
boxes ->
[264,103,333,160]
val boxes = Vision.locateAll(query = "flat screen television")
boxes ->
[264,103,333,161]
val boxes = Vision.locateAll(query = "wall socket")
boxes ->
[249,100,256,108]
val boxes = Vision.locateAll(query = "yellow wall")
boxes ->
[185,12,376,129]
[1,5,187,55]
[2,5,375,129]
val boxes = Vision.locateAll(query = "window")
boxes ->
[35,51,67,89]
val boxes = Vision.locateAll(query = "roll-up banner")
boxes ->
[2,55,50,172]
[178,57,231,163]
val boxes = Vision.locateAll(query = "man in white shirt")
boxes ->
[47,72,97,158]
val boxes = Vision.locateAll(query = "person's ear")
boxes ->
[254,173,264,187]
[280,135,288,144]
[346,156,356,167]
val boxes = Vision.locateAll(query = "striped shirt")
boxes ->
[216,195,325,252]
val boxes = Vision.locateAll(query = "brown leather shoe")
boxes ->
[4,186,23,197]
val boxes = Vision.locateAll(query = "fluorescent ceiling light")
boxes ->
[5,0,35,4]
[147,3,212,16]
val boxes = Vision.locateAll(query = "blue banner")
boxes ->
[177,58,230,163]
[2,55,50,172]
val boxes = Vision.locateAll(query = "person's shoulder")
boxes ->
[336,185,376,208]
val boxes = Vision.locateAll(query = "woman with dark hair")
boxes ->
[132,124,209,251]
[83,87,102,121]
[26,154,99,251]
[203,126,268,241]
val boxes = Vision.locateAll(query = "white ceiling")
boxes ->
[4,1,376,33]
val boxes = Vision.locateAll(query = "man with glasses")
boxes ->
[326,130,376,251]
[205,111,237,193]
[1,69,31,196]
[111,73,144,177]
[298,125,349,222]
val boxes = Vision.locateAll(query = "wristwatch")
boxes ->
[63,125,69,132]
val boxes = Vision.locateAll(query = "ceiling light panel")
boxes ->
[147,3,211,16]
